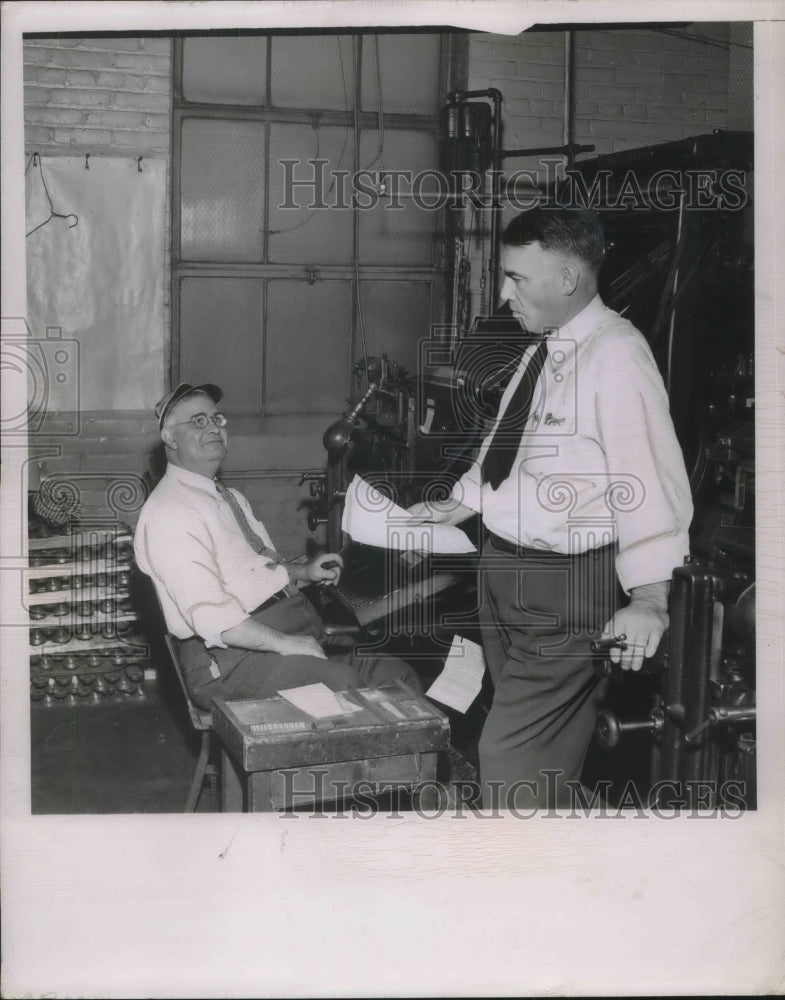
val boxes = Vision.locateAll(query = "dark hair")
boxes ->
[502,206,606,273]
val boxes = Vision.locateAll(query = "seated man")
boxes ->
[134,383,420,710]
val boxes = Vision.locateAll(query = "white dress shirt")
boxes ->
[134,464,291,647]
[453,295,693,593]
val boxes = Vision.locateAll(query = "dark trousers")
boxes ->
[477,536,619,809]
[178,591,421,711]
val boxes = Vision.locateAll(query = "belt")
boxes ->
[175,587,290,650]
[252,588,289,614]
[487,531,613,559]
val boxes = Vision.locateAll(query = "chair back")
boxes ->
[163,633,212,731]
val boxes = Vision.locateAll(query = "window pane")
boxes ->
[357,280,432,374]
[182,37,267,106]
[358,129,438,265]
[180,118,266,262]
[270,35,354,110]
[268,122,354,264]
[266,280,352,414]
[361,34,441,114]
[179,277,263,415]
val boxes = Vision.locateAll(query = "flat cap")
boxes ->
[155,383,222,429]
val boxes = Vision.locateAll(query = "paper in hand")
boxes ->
[341,475,477,554]
[426,635,486,713]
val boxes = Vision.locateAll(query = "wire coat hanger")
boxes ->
[25,153,79,238]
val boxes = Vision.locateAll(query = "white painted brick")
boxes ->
[63,70,99,88]
[24,107,87,127]
[515,44,564,65]
[657,53,688,73]
[109,91,170,112]
[676,90,727,110]
[503,98,535,119]
[24,125,56,145]
[140,75,171,94]
[540,81,564,100]
[614,68,668,87]
[111,52,170,73]
[143,113,171,131]
[530,99,559,116]
[52,128,113,146]
[471,58,517,78]
[108,131,170,150]
[573,66,616,84]
[23,66,68,86]
[586,84,637,102]
[26,86,111,109]
[67,37,146,53]
[502,79,543,99]
[520,62,563,82]
[82,110,148,129]
[33,47,123,69]
[579,47,638,71]
[575,100,600,117]
[592,102,626,120]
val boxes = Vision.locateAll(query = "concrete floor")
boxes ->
[30,653,486,815]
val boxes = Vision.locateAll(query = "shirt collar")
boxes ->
[164,463,219,496]
[545,294,606,369]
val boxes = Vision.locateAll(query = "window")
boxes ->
[172,32,449,417]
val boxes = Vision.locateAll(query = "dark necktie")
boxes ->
[214,480,285,564]
[480,338,548,491]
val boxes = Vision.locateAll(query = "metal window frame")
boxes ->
[171,31,450,416]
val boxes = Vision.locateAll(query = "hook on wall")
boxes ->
[85,154,90,170]
[137,156,143,173]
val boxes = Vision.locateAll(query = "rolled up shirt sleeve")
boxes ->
[592,331,693,593]
[137,511,250,648]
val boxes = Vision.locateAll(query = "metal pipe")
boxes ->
[563,30,575,166]
[446,88,503,307]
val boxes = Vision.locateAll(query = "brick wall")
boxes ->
[468,24,730,158]
[23,36,174,534]
[23,36,172,156]
[464,23,733,315]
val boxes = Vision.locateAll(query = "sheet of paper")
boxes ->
[278,682,347,719]
[426,635,486,714]
[341,475,477,554]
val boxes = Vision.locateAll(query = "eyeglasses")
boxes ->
[169,412,228,430]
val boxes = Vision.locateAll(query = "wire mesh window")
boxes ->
[173,32,448,417]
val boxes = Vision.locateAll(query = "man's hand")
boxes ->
[304,552,343,587]
[601,580,670,672]
[273,634,327,659]
[406,499,474,527]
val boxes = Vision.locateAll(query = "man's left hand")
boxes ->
[305,552,343,587]
[600,580,670,672]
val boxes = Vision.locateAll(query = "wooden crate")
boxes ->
[212,681,450,812]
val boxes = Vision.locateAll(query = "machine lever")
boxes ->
[684,705,757,744]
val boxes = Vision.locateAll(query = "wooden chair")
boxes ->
[163,633,218,812]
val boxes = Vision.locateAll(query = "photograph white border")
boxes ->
[2,3,783,996]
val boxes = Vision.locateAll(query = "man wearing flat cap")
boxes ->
[135,383,420,710]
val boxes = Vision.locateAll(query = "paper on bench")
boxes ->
[426,635,485,713]
[278,682,349,719]
[341,475,476,554]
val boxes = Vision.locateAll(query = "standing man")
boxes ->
[135,383,420,711]
[409,207,693,809]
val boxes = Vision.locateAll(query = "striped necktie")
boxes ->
[480,337,548,491]
[214,480,285,564]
